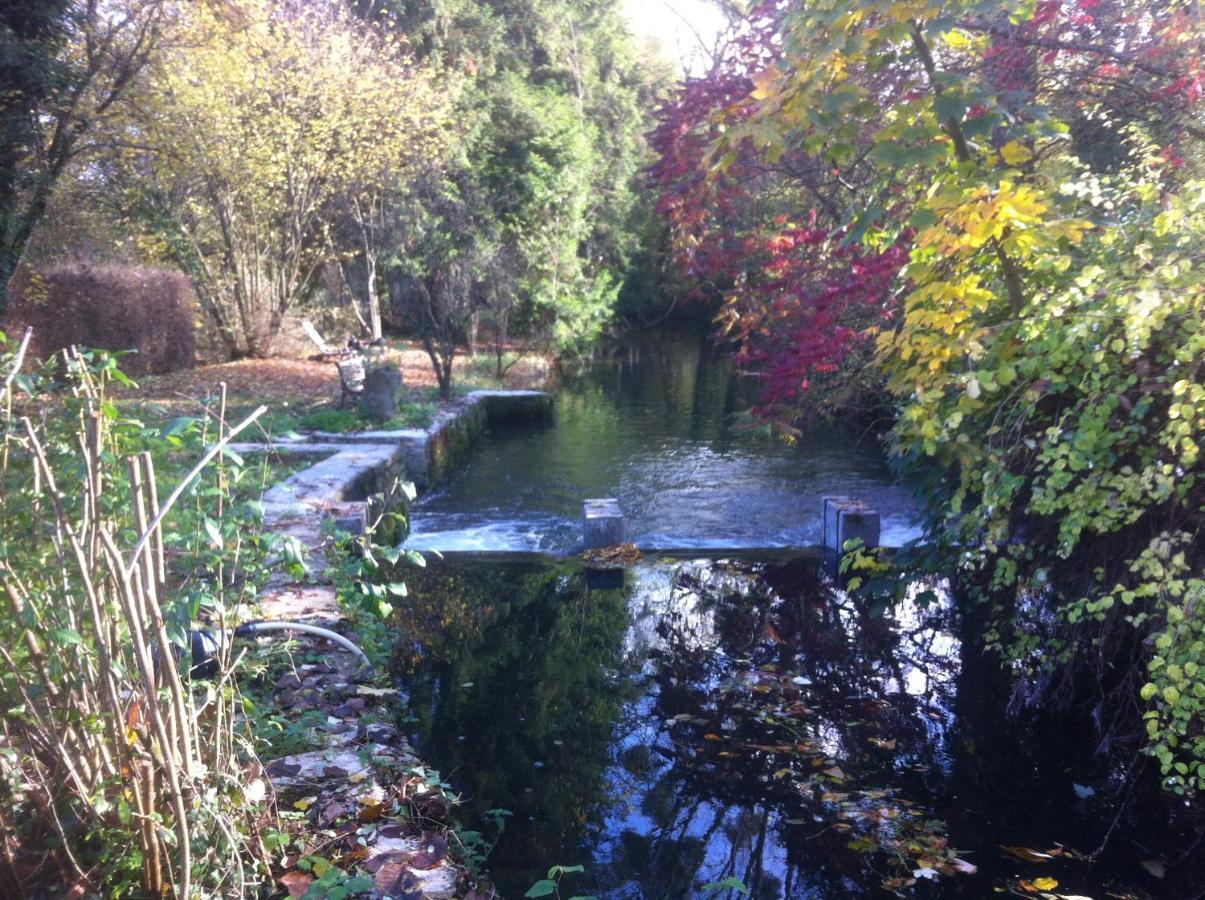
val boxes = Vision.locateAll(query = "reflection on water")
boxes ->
[406,330,922,553]
[391,558,1151,898]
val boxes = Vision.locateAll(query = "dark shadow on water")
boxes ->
[390,557,1184,898]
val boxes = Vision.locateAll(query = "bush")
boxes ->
[0,345,277,895]
[6,264,195,375]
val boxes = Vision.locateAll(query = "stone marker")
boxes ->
[822,496,880,554]
[583,498,624,549]
[359,365,403,421]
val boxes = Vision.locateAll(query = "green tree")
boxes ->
[374,0,661,376]
[0,0,164,314]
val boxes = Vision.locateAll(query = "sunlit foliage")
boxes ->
[662,0,1203,793]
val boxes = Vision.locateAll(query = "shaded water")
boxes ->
[406,329,921,553]
[391,328,1186,897]
[393,558,1171,898]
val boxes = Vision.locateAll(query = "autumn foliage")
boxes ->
[653,0,1205,808]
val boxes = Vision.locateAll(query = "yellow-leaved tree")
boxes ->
[116,0,459,357]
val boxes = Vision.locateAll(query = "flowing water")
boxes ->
[388,328,1187,897]
[405,329,921,553]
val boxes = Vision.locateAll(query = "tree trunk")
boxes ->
[366,256,382,341]
[467,310,479,358]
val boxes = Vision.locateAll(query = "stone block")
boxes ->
[838,506,880,551]
[583,498,624,549]
[822,495,851,552]
[822,496,880,554]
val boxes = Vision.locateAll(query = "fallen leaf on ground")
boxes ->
[279,871,313,898]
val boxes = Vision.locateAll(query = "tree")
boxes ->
[0,0,164,315]
[670,0,1204,796]
[371,0,659,373]
[650,5,911,421]
[116,0,455,357]
[387,166,500,399]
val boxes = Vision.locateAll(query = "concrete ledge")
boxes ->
[407,389,553,489]
[261,444,404,514]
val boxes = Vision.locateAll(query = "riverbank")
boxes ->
[238,388,556,898]
[115,343,554,433]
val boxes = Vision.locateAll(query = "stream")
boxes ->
[404,329,920,553]
[388,329,1185,898]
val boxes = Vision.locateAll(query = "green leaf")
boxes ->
[203,517,223,548]
[525,880,557,897]
[933,92,966,123]
[49,627,84,646]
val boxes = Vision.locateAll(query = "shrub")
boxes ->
[7,264,195,375]
[0,344,276,895]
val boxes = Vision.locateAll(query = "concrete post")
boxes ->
[837,505,880,552]
[822,495,850,552]
[822,496,879,554]
[583,498,624,549]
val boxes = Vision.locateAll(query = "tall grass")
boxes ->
[0,331,277,897]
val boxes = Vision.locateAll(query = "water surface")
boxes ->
[393,557,1169,898]
[406,329,920,553]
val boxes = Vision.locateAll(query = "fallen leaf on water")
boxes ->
[1142,859,1166,878]
[1072,782,1095,799]
[868,737,896,750]
[293,796,316,812]
[1031,876,1058,890]
[703,733,723,741]
[948,858,977,875]
[822,767,846,779]
[1001,845,1055,863]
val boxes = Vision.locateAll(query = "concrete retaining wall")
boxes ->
[233,390,553,534]
[302,389,553,491]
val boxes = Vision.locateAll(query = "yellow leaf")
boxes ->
[751,64,782,101]
[1001,845,1054,863]
[1001,140,1033,166]
[293,796,316,811]
[1031,877,1059,890]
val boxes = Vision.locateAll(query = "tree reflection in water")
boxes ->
[392,558,1154,898]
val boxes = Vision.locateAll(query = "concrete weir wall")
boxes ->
[241,389,553,525]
